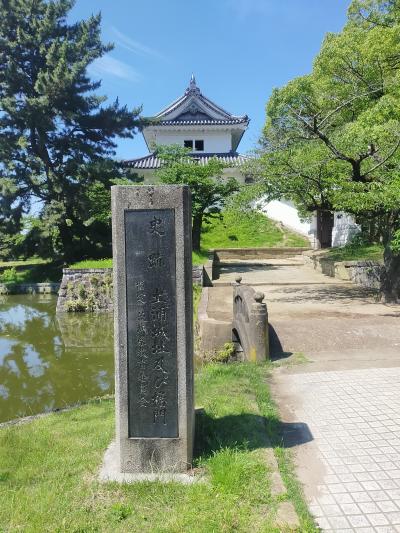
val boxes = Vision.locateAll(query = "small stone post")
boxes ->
[250,292,269,361]
[108,185,194,478]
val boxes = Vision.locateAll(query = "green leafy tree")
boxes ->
[155,145,239,251]
[256,0,400,299]
[0,0,143,262]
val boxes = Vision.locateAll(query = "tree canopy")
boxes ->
[155,145,239,251]
[258,0,400,231]
[254,0,400,298]
[0,0,143,262]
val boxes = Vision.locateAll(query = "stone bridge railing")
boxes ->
[232,277,269,361]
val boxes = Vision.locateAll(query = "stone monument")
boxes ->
[102,185,194,479]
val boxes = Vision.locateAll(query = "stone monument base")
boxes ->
[99,441,200,484]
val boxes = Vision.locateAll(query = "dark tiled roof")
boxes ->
[151,76,249,127]
[158,117,248,126]
[123,152,248,169]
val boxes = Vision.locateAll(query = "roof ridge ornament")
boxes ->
[185,74,201,96]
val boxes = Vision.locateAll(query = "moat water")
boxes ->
[0,294,114,423]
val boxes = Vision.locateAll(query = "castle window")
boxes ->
[195,140,204,151]
[184,140,193,149]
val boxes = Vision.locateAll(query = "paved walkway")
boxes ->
[279,367,400,532]
[207,258,400,531]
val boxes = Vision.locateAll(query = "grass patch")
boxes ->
[326,243,384,262]
[201,209,308,249]
[0,259,62,283]
[69,253,208,269]
[0,258,47,268]
[0,363,315,532]
[69,258,113,269]
[192,250,209,266]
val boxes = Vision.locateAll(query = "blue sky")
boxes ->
[70,0,351,161]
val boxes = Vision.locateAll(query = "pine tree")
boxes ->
[0,0,143,261]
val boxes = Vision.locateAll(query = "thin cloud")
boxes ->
[111,27,165,60]
[89,55,141,82]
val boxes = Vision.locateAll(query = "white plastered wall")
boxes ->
[257,197,316,247]
[258,197,360,249]
[154,130,232,153]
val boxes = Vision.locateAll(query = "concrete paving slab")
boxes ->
[272,367,400,532]
[213,264,348,286]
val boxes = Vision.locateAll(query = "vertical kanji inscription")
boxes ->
[125,209,178,438]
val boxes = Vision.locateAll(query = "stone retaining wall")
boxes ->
[57,265,205,312]
[339,261,384,289]
[192,265,203,286]
[305,251,384,290]
[57,268,114,312]
[0,282,59,295]
[211,247,310,262]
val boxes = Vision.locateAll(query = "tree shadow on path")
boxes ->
[194,411,313,460]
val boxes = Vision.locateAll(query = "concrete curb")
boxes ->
[261,431,300,528]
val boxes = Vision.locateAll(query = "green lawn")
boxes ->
[70,254,208,268]
[0,258,47,268]
[0,259,62,283]
[201,209,308,250]
[0,363,316,532]
[326,243,384,262]
[191,250,209,265]
[69,258,113,269]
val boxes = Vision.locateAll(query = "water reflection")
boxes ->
[0,294,114,423]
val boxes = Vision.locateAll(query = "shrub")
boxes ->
[201,342,236,364]
[65,299,87,312]
[0,267,18,284]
